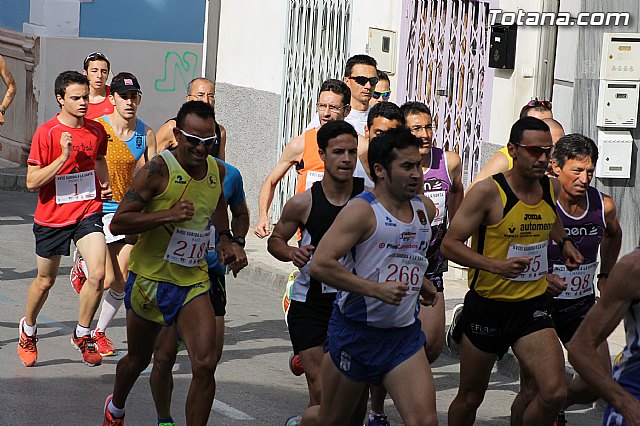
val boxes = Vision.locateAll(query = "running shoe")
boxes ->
[158,423,175,426]
[70,250,87,294]
[92,328,116,356]
[289,352,304,376]
[17,317,38,367]
[446,303,464,356]
[285,414,302,426]
[71,332,102,366]
[367,412,391,426]
[103,394,125,426]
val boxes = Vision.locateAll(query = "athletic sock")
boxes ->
[108,400,125,418]
[75,324,91,338]
[22,321,37,336]
[158,416,174,425]
[96,289,125,331]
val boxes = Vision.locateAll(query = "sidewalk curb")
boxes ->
[0,170,28,191]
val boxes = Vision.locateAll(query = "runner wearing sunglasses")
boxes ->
[83,52,113,120]
[370,71,391,106]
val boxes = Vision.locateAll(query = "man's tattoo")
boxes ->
[124,189,146,204]
[145,160,165,178]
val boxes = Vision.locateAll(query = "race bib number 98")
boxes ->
[553,262,598,300]
[506,241,548,282]
[55,170,96,204]
[164,227,210,266]
[380,252,428,292]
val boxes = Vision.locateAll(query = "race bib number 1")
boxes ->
[380,252,428,292]
[425,190,446,226]
[506,241,548,282]
[55,170,96,204]
[164,227,210,266]
[553,262,598,300]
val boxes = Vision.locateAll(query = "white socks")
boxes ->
[76,324,91,337]
[96,289,125,332]
[22,321,37,336]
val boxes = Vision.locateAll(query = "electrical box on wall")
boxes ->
[596,129,633,179]
[600,33,640,80]
[367,28,397,74]
[596,80,640,127]
[488,24,517,69]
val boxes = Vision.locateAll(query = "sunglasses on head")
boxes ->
[179,129,218,146]
[372,90,392,100]
[512,142,553,157]
[347,76,379,86]
[83,52,110,68]
[525,99,552,109]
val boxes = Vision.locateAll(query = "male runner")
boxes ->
[155,77,227,159]
[254,79,352,238]
[83,52,113,120]
[19,71,111,368]
[267,120,364,421]
[301,127,439,426]
[307,54,378,135]
[70,72,157,356]
[370,71,391,106]
[366,101,463,426]
[568,248,640,425]
[0,53,17,125]
[150,155,249,426]
[442,117,583,425]
[514,133,621,425]
[102,101,243,425]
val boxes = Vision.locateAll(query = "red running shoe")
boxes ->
[70,250,87,294]
[71,332,102,366]
[289,352,304,376]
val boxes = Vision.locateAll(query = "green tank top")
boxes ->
[129,150,222,286]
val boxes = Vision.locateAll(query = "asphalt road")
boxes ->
[0,190,604,425]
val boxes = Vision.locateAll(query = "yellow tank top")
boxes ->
[498,146,514,170]
[129,150,222,286]
[468,173,557,301]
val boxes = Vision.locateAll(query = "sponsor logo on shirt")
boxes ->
[565,224,600,237]
[416,209,428,225]
[174,175,187,185]
[400,231,417,241]
[384,216,397,227]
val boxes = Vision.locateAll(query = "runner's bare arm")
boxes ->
[466,150,510,192]
[138,126,157,168]
[218,123,227,161]
[445,151,464,220]
[0,54,16,125]
[310,200,408,305]
[26,132,73,191]
[441,179,530,277]
[110,156,179,234]
[211,162,237,269]
[255,134,305,238]
[568,252,640,423]
[95,156,112,200]
[267,191,313,266]
[155,120,176,153]
[598,194,622,292]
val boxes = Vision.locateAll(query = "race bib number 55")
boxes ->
[380,252,428,292]
[506,241,548,282]
[164,227,210,266]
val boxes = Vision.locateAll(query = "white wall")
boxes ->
[215,0,287,94]
[36,37,203,131]
[351,0,403,100]
[486,0,545,145]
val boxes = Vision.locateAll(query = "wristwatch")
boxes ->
[232,236,246,248]
[0,107,5,115]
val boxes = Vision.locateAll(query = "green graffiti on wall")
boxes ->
[155,51,199,92]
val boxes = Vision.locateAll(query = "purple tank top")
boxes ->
[423,147,452,276]
[549,186,605,312]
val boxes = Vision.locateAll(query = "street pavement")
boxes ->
[0,189,610,424]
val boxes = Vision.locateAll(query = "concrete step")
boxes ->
[0,157,28,191]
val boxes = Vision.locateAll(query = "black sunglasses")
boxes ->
[512,142,553,157]
[347,76,379,86]
[179,129,218,146]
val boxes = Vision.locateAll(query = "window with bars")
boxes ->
[272,0,352,223]
[397,0,491,187]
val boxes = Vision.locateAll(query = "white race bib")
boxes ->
[425,190,446,225]
[305,170,324,190]
[379,252,428,292]
[321,283,338,294]
[164,227,210,266]
[553,262,598,300]
[506,241,548,282]
[55,170,96,204]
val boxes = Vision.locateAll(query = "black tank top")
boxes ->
[301,178,365,298]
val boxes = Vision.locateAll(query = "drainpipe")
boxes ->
[535,0,559,100]
[202,0,222,83]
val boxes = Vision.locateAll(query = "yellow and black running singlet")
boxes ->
[469,173,557,301]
